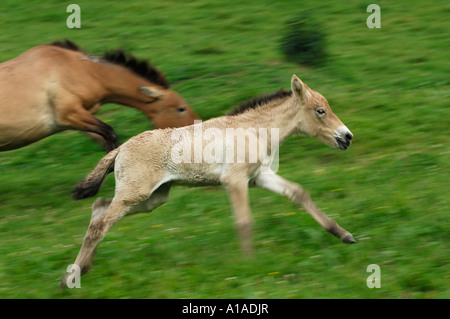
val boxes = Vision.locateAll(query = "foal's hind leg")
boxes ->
[90,183,171,220]
[128,183,171,215]
[60,184,171,287]
[91,197,112,222]
[254,170,355,243]
[60,197,132,287]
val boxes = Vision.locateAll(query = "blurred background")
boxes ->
[0,0,448,298]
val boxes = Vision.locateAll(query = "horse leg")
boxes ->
[91,197,113,222]
[81,103,110,150]
[90,183,171,218]
[57,106,118,152]
[254,170,355,244]
[128,183,171,215]
[223,178,253,255]
[59,197,131,287]
[60,181,171,287]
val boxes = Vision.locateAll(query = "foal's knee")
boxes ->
[289,184,311,205]
[236,218,252,231]
[235,219,253,255]
[235,217,253,244]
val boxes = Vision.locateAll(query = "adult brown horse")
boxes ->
[0,40,199,152]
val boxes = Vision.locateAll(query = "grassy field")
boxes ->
[0,0,448,299]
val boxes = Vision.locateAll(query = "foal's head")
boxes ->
[139,86,199,128]
[291,75,353,150]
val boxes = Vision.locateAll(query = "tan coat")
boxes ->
[0,40,199,152]
[61,75,355,286]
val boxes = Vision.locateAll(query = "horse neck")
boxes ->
[230,97,300,145]
[96,64,157,113]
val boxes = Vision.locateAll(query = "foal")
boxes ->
[0,39,199,152]
[61,74,355,286]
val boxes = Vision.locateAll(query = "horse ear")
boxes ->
[139,86,165,98]
[291,75,309,102]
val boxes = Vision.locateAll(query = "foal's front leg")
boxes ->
[223,179,254,255]
[254,171,355,243]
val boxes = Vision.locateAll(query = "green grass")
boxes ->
[0,0,448,298]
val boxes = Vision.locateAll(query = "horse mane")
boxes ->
[50,39,81,52]
[227,89,293,116]
[50,39,170,89]
[102,50,170,89]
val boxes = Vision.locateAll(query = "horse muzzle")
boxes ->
[334,126,353,150]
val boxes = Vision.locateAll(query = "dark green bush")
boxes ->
[279,15,327,66]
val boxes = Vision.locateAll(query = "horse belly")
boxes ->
[0,104,58,151]
[170,162,224,187]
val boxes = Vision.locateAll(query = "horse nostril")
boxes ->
[345,133,353,141]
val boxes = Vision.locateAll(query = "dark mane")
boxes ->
[50,39,170,88]
[50,39,82,52]
[102,50,170,88]
[228,89,292,116]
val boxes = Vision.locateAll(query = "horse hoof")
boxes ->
[342,234,356,244]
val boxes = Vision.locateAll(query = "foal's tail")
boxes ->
[71,148,119,200]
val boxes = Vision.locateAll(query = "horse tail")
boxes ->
[71,147,119,200]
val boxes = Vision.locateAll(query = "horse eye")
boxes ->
[176,106,186,113]
[316,109,326,116]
